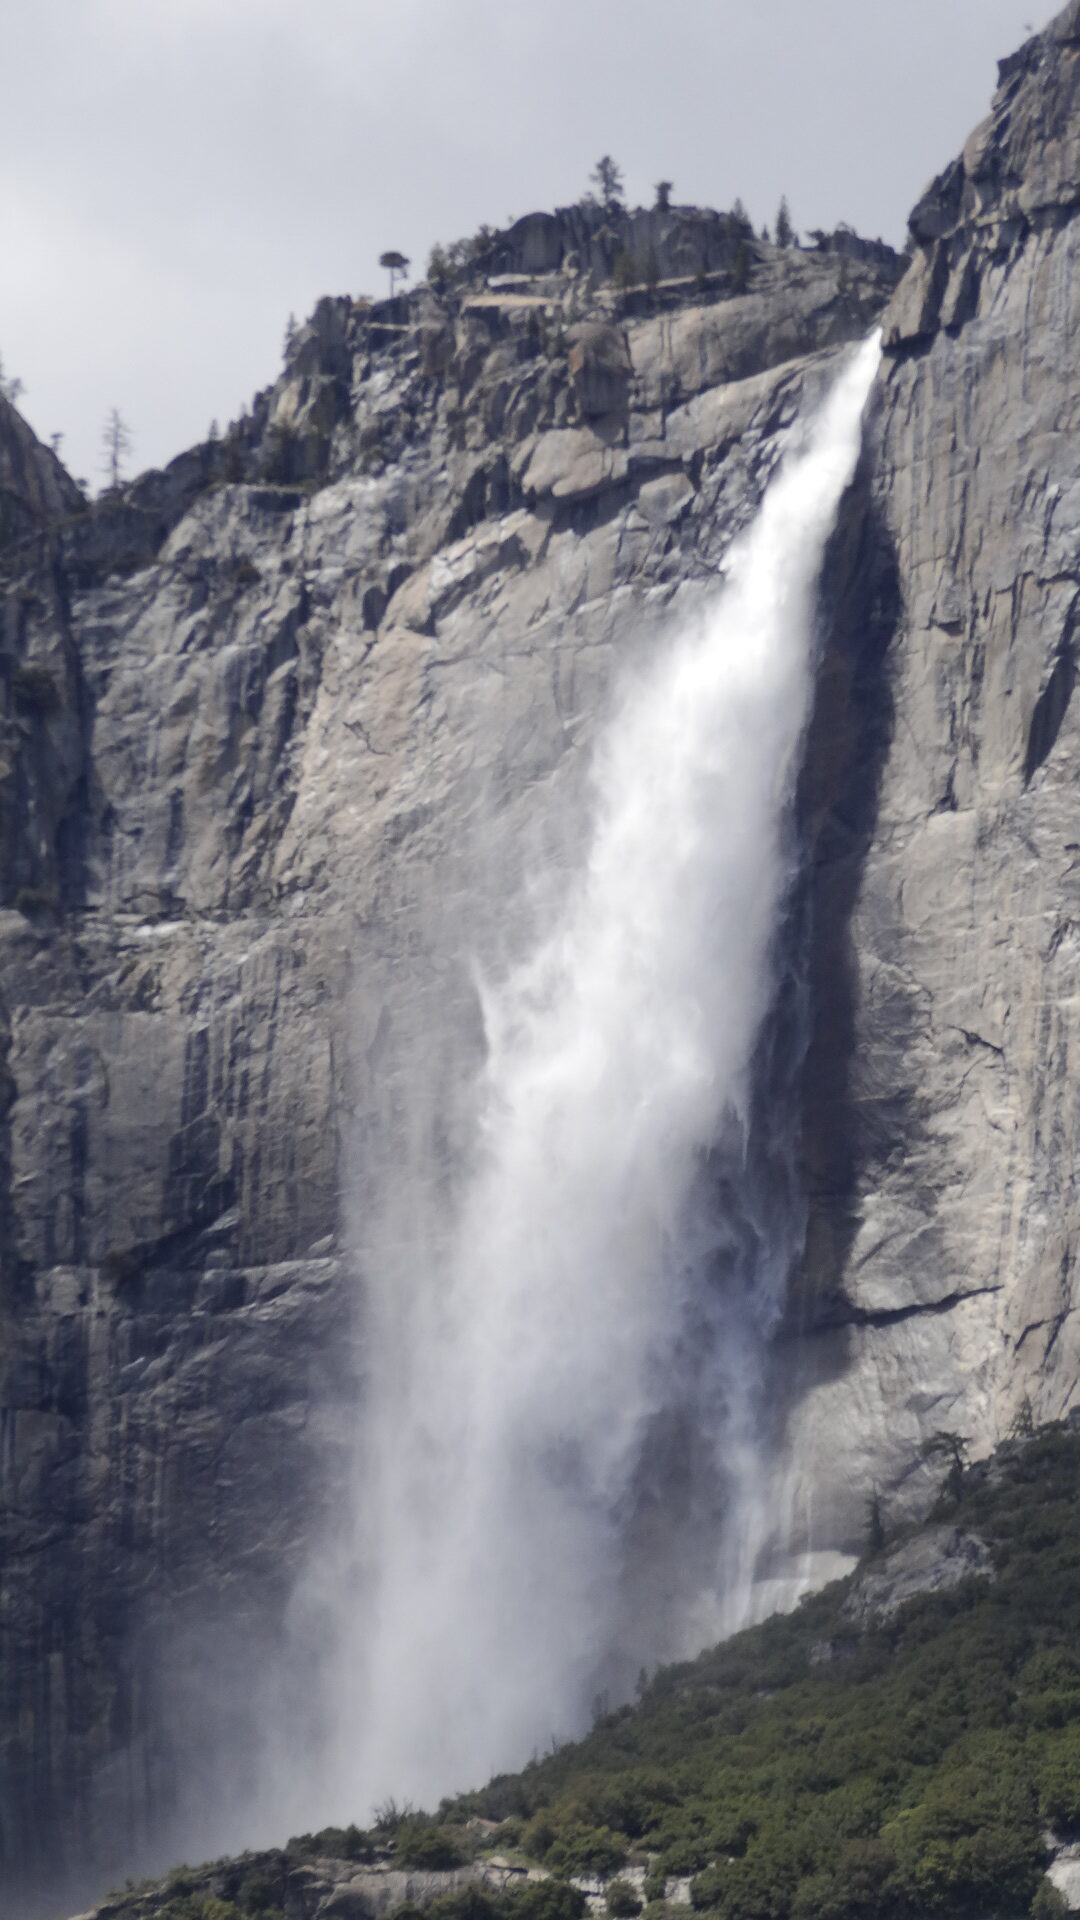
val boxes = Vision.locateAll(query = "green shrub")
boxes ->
[396,1819,468,1869]
[606,1880,643,1917]
[1039,1727,1080,1828]
[690,1866,727,1912]
[428,1893,500,1920]
[505,1883,587,1920]
[522,1813,557,1859]
[543,1822,628,1877]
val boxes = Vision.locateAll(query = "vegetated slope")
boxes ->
[85,1422,1080,1920]
[438,1422,1080,1920]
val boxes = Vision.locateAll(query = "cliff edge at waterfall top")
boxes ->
[6,1,1080,1914]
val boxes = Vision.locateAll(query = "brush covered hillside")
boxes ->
[80,1422,1080,1920]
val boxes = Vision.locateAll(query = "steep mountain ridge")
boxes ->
[3,4,1080,1906]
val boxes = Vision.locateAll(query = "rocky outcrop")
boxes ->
[0,394,83,543]
[840,1528,993,1627]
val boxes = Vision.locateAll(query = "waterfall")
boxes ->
[318,335,881,1818]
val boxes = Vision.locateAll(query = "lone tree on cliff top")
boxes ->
[101,407,132,491]
[379,250,410,297]
[590,155,625,212]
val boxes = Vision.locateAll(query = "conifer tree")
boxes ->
[379,250,410,297]
[775,196,795,247]
[101,407,132,491]
[591,156,625,212]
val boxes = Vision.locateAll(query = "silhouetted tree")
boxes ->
[1010,1394,1036,1439]
[654,179,673,211]
[775,196,795,247]
[591,155,624,211]
[379,249,410,297]
[100,407,132,491]
[921,1429,969,1500]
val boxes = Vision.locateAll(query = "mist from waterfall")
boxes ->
[317,336,881,1818]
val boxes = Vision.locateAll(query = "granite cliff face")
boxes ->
[0,209,898,1907]
[785,0,1080,1555]
[4,8,1080,1906]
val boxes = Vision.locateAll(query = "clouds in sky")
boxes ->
[1,0,1047,483]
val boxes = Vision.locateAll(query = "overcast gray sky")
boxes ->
[1,0,1051,488]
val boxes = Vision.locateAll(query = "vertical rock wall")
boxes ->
[784,0,1080,1558]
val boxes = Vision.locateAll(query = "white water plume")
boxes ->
[324,336,881,1816]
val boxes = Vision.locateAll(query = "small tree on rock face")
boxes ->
[101,407,132,491]
[866,1488,887,1555]
[775,196,795,247]
[379,249,410,297]
[591,155,624,212]
[654,179,673,211]
[921,1428,969,1500]
[1010,1394,1036,1439]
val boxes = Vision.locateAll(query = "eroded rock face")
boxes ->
[0,229,899,1910]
